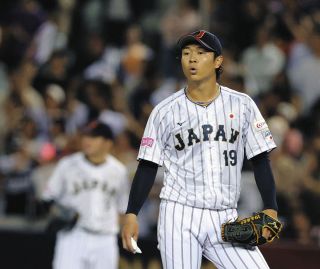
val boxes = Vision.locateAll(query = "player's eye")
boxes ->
[182,51,190,56]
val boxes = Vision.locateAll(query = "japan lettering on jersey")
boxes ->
[138,86,276,210]
[42,152,129,234]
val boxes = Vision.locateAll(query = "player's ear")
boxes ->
[214,55,223,69]
[106,139,114,149]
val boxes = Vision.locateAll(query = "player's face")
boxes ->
[181,44,223,82]
[81,135,112,157]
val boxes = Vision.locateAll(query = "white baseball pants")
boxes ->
[53,227,118,269]
[158,200,270,269]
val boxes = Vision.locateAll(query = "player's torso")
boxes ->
[60,153,124,231]
[160,88,246,209]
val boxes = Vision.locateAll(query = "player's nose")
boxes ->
[188,52,198,63]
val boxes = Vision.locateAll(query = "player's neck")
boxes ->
[186,77,220,103]
[85,154,107,165]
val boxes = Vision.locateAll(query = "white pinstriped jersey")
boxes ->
[43,152,129,234]
[138,86,276,210]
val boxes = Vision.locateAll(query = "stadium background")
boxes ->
[0,0,319,268]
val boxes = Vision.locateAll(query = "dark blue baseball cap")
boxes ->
[82,121,114,140]
[177,30,222,56]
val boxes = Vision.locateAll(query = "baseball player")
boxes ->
[43,121,129,269]
[122,30,280,269]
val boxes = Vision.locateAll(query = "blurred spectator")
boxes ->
[276,102,298,123]
[237,170,263,218]
[271,127,320,242]
[128,63,159,123]
[30,142,57,215]
[0,62,9,97]
[267,115,290,146]
[44,82,89,138]
[2,60,46,140]
[48,117,68,155]
[292,210,314,245]
[150,78,183,106]
[1,116,46,200]
[56,0,76,36]
[241,26,286,97]
[33,49,70,94]
[44,84,66,120]
[64,85,89,135]
[219,49,246,93]
[27,8,66,65]
[0,0,46,68]
[80,0,107,33]
[9,60,43,109]
[272,129,307,224]
[159,0,201,78]
[72,32,106,75]
[233,0,268,54]
[121,24,153,93]
[84,44,122,84]
[287,16,320,113]
[113,130,139,179]
[81,80,128,136]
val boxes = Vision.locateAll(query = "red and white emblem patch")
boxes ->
[254,120,268,131]
[141,137,154,147]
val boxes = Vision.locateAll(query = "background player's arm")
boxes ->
[41,159,79,233]
[42,160,66,203]
[40,160,67,216]
[121,160,158,253]
[117,169,130,227]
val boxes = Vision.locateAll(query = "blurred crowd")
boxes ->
[0,0,320,247]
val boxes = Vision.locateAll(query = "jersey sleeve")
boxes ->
[243,98,276,160]
[137,106,167,166]
[42,160,66,201]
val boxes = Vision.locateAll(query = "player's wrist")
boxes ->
[262,209,278,219]
[125,213,138,220]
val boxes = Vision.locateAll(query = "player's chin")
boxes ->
[82,148,95,156]
[186,74,202,82]
[187,73,209,82]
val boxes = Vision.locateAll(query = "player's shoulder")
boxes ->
[56,152,82,166]
[220,85,251,100]
[220,85,255,106]
[152,88,185,114]
[107,155,127,173]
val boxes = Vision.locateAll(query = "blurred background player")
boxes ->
[42,121,129,269]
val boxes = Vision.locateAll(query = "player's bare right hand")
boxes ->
[121,213,139,253]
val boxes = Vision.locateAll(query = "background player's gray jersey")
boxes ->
[138,86,276,210]
[43,152,129,234]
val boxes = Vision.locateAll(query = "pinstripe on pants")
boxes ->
[158,200,270,269]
